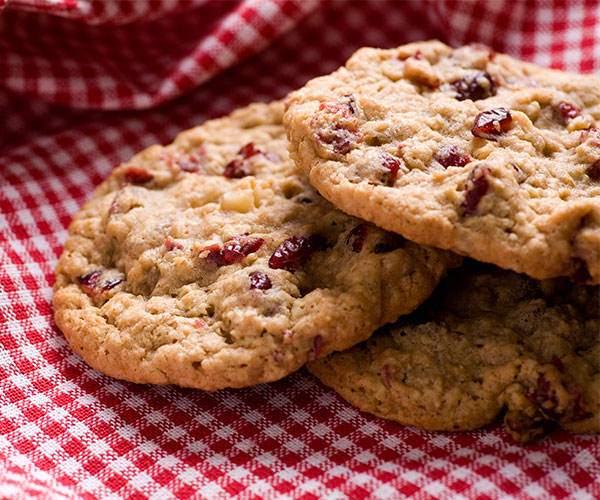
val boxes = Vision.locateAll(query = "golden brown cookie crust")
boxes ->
[309,263,600,442]
[53,101,458,390]
[284,40,600,283]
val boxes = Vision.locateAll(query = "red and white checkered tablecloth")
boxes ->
[1,1,599,498]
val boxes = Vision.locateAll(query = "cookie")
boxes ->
[308,262,600,442]
[284,40,600,283]
[53,101,458,390]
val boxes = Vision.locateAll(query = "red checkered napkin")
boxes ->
[1,1,599,498]
[0,0,319,109]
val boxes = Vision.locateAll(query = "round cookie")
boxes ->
[53,101,459,390]
[284,40,600,283]
[308,262,600,442]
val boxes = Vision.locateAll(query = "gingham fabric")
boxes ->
[1,1,599,498]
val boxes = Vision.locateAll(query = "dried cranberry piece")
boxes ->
[221,237,264,265]
[580,127,600,147]
[223,158,250,178]
[123,167,154,184]
[249,271,272,290]
[308,335,323,361]
[556,102,581,124]
[78,270,102,295]
[374,232,404,253]
[178,145,206,172]
[165,237,183,251]
[471,108,512,141]
[381,153,403,186]
[345,223,368,252]
[435,143,471,168]
[451,71,497,101]
[311,101,362,156]
[78,269,122,295]
[101,278,124,292]
[268,235,326,272]
[586,160,600,181]
[344,94,358,115]
[223,142,263,178]
[203,244,223,266]
[461,164,490,216]
[205,237,264,267]
[570,385,593,421]
[238,142,261,159]
[382,365,394,389]
[550,355,565,373]
[526,374,562,420]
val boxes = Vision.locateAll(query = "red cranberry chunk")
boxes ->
[580,127,600,147]
[435,143,471,168]
[78,269,123,295]
[268,235,326,272]
[550,355,565,373]
[586,160,600,181]
[123,167,154,184]
[178,146,206,172]
[221,237,264,265]
[203,244,223,266]
[472,108,512,141]
[382,153,403,186]
[165,237,183,251]
[345,223,368,252]
[526,374,562,419]
[556,102,581,124]
[570,385,593,421]
[223,143,263,178]
[101,278,124,291]
[308,335,323,361]
[249,271,272,290]
[461,164,490,215]
[311,101,362,156]
[205,237,264,267]
[78,270,102,295]
[344,94,358,115]
[238,142,261,159]
[382,365,394,389]
[451,71,497,101]
[223,158,250,178]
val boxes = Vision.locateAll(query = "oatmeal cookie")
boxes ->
[308,263,599,442]
[53,101,458,390]
[284,40,600,283]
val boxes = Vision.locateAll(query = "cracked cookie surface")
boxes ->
[284,40,600,283]
[53,101,458,390]
[308,262,600,442]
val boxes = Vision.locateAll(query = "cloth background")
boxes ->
[1,1,599,498]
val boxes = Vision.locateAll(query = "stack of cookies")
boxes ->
[54,41,599,443]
